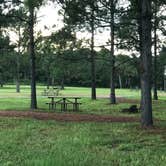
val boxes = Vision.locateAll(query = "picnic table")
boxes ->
[46,96,81,112]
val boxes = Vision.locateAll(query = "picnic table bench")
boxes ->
[46,96,81,112]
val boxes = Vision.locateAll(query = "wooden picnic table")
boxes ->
[47,96,81,111]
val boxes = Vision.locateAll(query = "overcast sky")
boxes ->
[36,2,115,50]
[8,1,136,55]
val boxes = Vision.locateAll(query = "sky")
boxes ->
[8,1,135,55]
[7,0,165,55]
[36,1,166,55]
[36,2,63,36]
[36,2,112,51]
[10,1,165,55]
[9,2,112,52]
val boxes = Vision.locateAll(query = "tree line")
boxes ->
[0,46,165,89]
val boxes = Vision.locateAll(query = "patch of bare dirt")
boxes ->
[0,110,140,123]
[116,97,140,104]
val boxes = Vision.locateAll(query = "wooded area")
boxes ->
[0,0,166,128]
[0,1,166,165]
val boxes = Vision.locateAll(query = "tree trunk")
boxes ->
[164,66,166,91]
[137,0,143,110]
[47,76,51,89]
[140,0,153,127]
[164,74,166,91]
[129,76,132,89]
[90,6,96,100]
[125,77,128,88]
[153,0,158,100]
[16,25,21,93]
[110,0,116,104]
[61,75,65,90]
[29,6,37,109]
[118,75,122,89]
[16,80,20,93]
[51,77,54,87]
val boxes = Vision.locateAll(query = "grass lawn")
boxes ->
[0,85,165,165]
[0,118,165,166]
[0,85,165,119]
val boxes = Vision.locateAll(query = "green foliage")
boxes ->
[59,0,101,31]
[1,0,165,90]
[24,0,45,9]
[156,47,166,88]
[51,27,77,50]
[1,46,165,88]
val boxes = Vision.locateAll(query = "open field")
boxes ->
[0,85,165,165]
[0,85,165,119]
[0,85,142,98]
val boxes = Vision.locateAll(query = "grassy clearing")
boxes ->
[0,85,143,99]
[0,85,165,119]
[0,118,165,166]
[0,85,165,99]
[0,85,165,165]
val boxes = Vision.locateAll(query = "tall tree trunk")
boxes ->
[153,0,158,100]
[51,77,55,87]
[164,77,166,92]
[137,0,143,110]
[16,25,21,93]
[16,80,20,92]
[140,0,153,127]
[164,67,166,91]
[90,7,96,100]
[29,6,37,109]
[129,76,132,89]
[61,77,64,90]
[110,0,116,104]
[118,75,122,89]
[47,75,51,89]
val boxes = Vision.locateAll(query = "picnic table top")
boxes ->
[48,96,81,99]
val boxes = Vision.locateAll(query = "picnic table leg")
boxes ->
[61,98,66,111]
[73,104,75,111]
[77,103,79,111]
[65,103,67,111]
[73,98,78,111]
[54,103,56,111]
[51,98,54,110]
[75,103,79,111]
[64,99,67,111]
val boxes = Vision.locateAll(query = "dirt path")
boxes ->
[0,110,140,123]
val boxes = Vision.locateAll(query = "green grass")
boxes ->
[0,85,165,99]
[0,85,141,98]
[0,85,165,165]
[0,85,165,119]
[0,118,165,166]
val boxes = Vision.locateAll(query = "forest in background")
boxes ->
[0,45,166,89]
